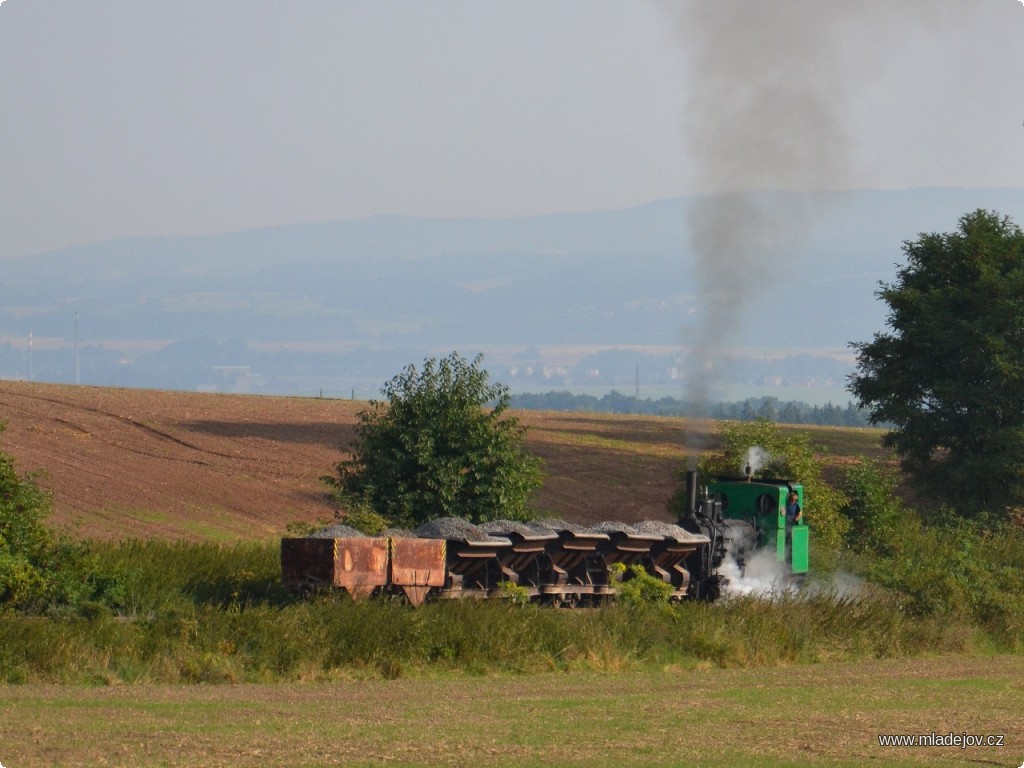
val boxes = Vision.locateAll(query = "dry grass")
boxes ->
[1,655,1020,767]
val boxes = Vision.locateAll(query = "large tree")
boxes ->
[325,352,543,528]
[850,209,1024,517]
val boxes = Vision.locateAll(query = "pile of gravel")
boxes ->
[590,521,641,536]
[309,523,365,539]
[532,518,578,533]
[415,517,494,542]
[538,519,611,536]
[479,520,559,538]
[307,515,709,545]
[633,520,707,542]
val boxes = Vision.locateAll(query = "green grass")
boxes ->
[2,535,1022,766]
[0,589,992,685]
[102,506,265,541]
[790,423,891,461]
[1,655,1020,767]
[2,537,1017,686]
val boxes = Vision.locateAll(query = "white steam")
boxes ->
[720,547,795,597]
[720,546,864,599]
[743,446,771,476]
[804,569,865,600]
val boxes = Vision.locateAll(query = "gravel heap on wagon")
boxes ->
[631,520,708,542]
[414,517,503,543]
[478,520,560,538]
[307,517,707,543]
[309,523,365,538]
[590,521,642,536]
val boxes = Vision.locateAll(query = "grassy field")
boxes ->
[1,382,1020,767]
[1,655,1021,767]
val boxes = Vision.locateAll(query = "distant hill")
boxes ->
[2,187,1021,398]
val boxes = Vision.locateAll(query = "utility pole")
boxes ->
[75,312,81,385]
[634,364,640,415]
[27,330,33,381]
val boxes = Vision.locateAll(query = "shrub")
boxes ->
[841,457,905,556]
[609,563,673,605]
[0,422,103,613]
[323,353,544,528]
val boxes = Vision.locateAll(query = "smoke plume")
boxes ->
[662,1,969,403]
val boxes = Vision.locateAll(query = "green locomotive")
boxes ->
[676,470,809,597]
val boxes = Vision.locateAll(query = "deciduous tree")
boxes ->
[324,353,543,528]
[850,209,1024,517]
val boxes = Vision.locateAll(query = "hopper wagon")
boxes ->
[282,471,809,605]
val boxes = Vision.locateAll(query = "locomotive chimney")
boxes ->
[685,469,699,516]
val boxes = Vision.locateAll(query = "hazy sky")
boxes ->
[1,1,1022,259]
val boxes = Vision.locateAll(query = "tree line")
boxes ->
[508,390,873,427]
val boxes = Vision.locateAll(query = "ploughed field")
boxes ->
[0,379,882,542]
[0,380,699,540]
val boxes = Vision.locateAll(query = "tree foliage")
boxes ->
[850,210,1024,517]
[324,353,543,528]
[840,457,905,558]
[509,390,872,427]
[0,423,103,612]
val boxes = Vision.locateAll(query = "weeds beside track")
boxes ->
[0,540,1007,684]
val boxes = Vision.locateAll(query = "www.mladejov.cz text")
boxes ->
[877,732,1005,749]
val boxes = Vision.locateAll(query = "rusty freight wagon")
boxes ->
[281,472,810,604]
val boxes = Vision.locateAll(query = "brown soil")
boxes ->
[0,380,718,541]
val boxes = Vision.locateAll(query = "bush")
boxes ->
[0,423,108,613]
[609,563,673,605]
[841,457,904,556]
[838,458,1024,647]
[323,353,544,528]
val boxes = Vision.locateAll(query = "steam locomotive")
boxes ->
[280,471,809,605]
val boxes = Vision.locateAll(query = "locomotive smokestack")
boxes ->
[685,469,698,516]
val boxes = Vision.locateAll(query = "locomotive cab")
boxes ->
[705,479,809,575]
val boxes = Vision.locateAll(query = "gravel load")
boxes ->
[309,523,365,539]
[633,520,708,542]
[381,527,414,538]
[533,518,579,533]
[415,517,494,542]
[479,520,559,538]
[590,521,641,536]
